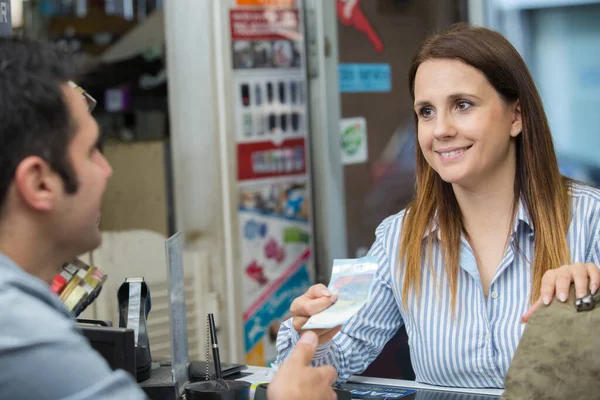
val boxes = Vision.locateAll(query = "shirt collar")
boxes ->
[423,211,440,240]
[0,252,21,272]
[422,196,534,240]
[513,196,534,234]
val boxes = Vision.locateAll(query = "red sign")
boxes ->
[237,138,306,181]
[230,9,300,41]
[336,0,383,53]
[236,0,296,6]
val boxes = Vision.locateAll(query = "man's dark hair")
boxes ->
[0,37,83,214]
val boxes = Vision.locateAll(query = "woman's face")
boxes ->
[413,58,522,191]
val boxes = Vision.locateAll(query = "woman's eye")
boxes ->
[457,101,472,111]
[419,107,434,118]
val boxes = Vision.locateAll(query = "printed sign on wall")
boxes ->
[340,117,368,165]
[230,4,314,367]
[339,63,391,93]
[336,0,383,53]
[0,0,12,36]
[238,179,312,366]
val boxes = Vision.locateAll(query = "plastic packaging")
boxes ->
[302,256,378,330]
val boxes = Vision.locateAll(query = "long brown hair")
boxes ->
[400,23,571,307]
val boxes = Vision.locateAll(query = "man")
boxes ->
[0,37,335,399]
[0,36,146,399]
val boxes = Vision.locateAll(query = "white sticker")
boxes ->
[340,117,368,165]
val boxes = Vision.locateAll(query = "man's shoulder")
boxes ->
[0,256,147,399]
[0,255,76,346]
[0,273,78,346]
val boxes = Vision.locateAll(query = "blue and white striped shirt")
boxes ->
[275,183,600,388]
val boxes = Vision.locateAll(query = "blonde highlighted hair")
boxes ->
[400,23,571,307]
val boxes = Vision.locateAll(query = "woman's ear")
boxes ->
[511,99,522,137]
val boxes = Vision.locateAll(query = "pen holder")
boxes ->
[184,380,251,400]
[188,313,251,399]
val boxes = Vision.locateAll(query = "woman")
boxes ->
[274,23,600,388]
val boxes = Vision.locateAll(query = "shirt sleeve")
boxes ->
[0,286,147,400]
[586,222,600,266]
[274,217,404,383]
[585,199,600,266]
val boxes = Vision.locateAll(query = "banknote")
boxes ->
[302,256,378,329]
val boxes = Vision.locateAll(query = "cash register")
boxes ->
[78,319,136,378]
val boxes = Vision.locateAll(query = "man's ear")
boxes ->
[13,156,61,212]
[510,99,522,138]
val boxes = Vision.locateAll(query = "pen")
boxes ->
[208,313,224,383]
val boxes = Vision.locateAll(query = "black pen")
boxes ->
[208,313,224,383]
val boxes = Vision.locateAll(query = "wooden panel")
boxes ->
[100,140,169,236]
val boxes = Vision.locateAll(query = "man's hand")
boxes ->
[267,331,337,400]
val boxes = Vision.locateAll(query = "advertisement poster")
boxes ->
[230,5,313,366]
[237,138,306,181]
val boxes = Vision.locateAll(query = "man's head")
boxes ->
[0,37,112,265]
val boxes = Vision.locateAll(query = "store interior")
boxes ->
[4,0,600,398]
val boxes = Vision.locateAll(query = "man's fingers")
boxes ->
[288,331,318,366]
[521,297,543,324]
[315,365,338,386]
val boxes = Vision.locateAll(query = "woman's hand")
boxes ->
[521,263,600,323]
[290,284,342,345]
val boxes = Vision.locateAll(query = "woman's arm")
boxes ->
[274,220,404,382]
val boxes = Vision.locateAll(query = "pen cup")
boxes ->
[184,380,251,400]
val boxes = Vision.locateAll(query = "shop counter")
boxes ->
[238,365,503,399]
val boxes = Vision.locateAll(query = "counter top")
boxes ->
[240,366,503,399]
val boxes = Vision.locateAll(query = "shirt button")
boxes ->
[485,333,491,341]
[491,291,499,299]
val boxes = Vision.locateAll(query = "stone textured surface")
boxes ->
[503,286,599,399]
